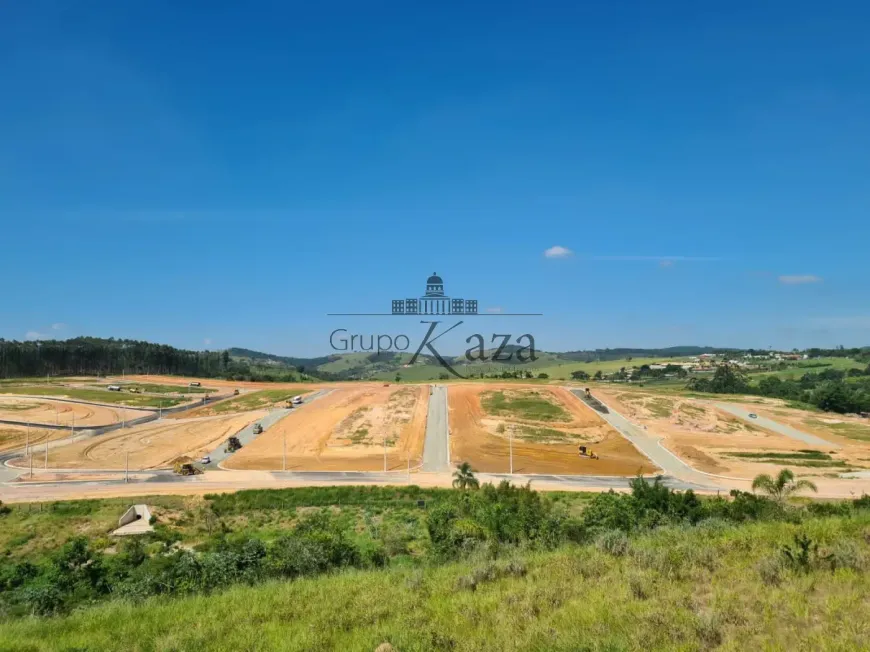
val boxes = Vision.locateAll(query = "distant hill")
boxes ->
[227,345,734,381]
[227,348,332,372]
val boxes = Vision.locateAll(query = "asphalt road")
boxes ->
[209,389,332,464]
[422,385,449,471]
[714,403,837,448]
[568,389,725,489]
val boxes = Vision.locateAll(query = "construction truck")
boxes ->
[252,423,263,435]
[233,389,240,396]
[225,436,243,453]
[173,459,202,476]
[578,445,599,460]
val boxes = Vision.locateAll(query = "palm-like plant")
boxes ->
[751,468,817,502]
[452,462,479,490]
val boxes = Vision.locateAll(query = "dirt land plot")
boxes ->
[449,384,656,475]
[595,388,870,477]
[0,396,152,427]
[29,411,267,470]
[0,425,68,453]
[225,386,428,471]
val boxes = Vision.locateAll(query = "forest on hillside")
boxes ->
[0,338,230,379]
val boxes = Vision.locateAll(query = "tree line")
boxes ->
[687,364,870,414]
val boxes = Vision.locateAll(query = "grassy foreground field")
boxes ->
[1,515,869,651]
[1,481,869,651]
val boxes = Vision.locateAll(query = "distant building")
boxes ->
[392,273,478,315]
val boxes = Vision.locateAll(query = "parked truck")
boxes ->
[225,436,243,453]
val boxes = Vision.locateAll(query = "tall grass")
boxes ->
[1,516,868,651]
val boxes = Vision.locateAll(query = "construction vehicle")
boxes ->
[128,387,140,393]
[173,458,203,476]
[225,436,243,453]
[252,423,263,435]
[578,445,599,460]
[233,389,240,396]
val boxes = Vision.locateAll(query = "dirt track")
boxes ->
[0,396,151,427]
[29,411,267,470]
[449,384,656,475]
[225,386,428,471]
[0,425,68,453]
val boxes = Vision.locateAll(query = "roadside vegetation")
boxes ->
[0,386,185,408]
[1,475,869,649]
[208,389,311,414]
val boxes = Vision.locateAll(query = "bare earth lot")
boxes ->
[14,411,267,470]
[225,386,428,471]
[0,425,68,453]
[594,388,870,479]
[0,396,152,427]
[449,384,656,475]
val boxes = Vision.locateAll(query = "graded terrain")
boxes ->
[15,411,267,470]
[594,388,870,479]
[0,396,152,427]
[448,384,656,474]
[225,385,428,471]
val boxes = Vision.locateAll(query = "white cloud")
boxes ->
[779,275,822,285]
[51,323,66,331]
[486,307,503,313]
[25,331,47,340]
[659,260,674,268]
[203,338,213,346]
[544,245,573,259]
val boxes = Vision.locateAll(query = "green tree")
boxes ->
[452,462,479,490]
[571,370,589,380]
[751,468,818,503]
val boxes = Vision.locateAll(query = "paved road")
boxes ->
[714,403,837,448]
[422,385,449,471]
[209,389,332,464]
[568,389,726,489]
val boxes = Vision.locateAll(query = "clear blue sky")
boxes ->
[1,1,868,356]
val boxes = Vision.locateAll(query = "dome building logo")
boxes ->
[391,273,478,316]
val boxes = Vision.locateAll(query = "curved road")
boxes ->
[713,402,837,448]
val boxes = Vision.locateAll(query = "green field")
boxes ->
[0,386,185,408]
[804,418,870,442]
[0,482,868,651]
[102,383,215,395]
[749,357,866,379]
[208,388,311,413]
[481,389,571,422]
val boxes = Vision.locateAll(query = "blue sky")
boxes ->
[1,1,868,356]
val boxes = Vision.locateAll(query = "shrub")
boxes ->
[596,530,630,557]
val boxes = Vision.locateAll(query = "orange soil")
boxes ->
[225,386,428,471]
[0,396,152,427]
[594,388,870,478]
[30,411,267,470]
[0,425,68,453]
[449,384,656,475]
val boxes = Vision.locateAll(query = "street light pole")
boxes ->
[25,422,30,456]
[509,428,513,475]
[125,452,129,484]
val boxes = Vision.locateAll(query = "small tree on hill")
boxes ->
[751,469,817,503]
